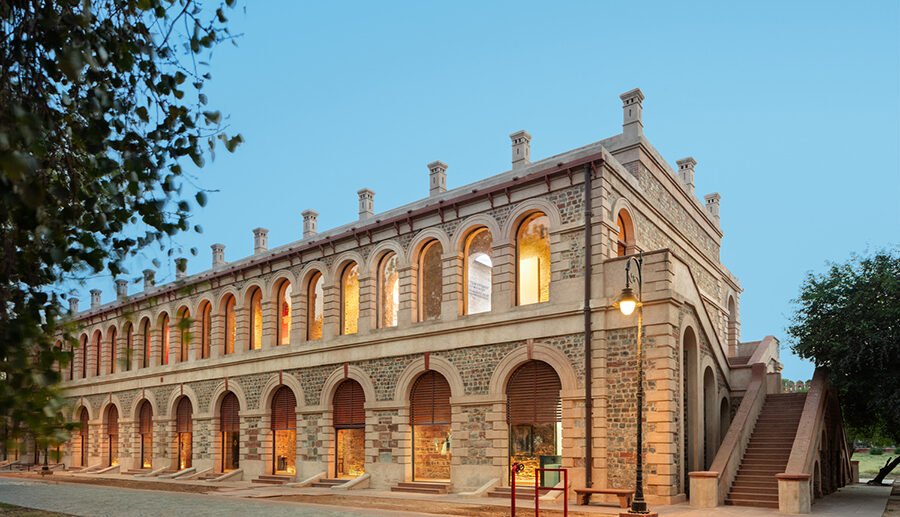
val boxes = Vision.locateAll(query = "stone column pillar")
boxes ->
[490,241,514,313]
[322,284,340,339]
[398,264,415,325]
[261,299,276,348]
[235,304,249,353]
[357,273,374,334]
[289,285,304,345]
[442,251,462,320]
[209,311,224,358]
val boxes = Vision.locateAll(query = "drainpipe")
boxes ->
[583,160,596,488]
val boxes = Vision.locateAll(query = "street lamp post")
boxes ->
[615,252,656,517]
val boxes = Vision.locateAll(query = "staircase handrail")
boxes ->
[691,362,767,505]
[782,369,827,476]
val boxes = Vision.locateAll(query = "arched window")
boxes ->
[616,209,634,257]
[159,313,170,366]
[307,273,324,340]
[141,319,151,368]
[220,392,240,472]
[106,406,118,467]
[276,281,292,346]
[68,340,74,380]
[506,360,562,485]
[224,295,236,355]
[78,407,89,467]
[464,228,492,315]
[124,323,133,371]
[80,334,88,378]
[94,331,102,376]
[108,327,117,374]
[410,371,451,482]
[200,302,211,359]
[176,397,193,470]
[341,262,359,335]
[418,240,443,322]
[178,308,190,362]
[378,253,399,328]
[138,400,153,469]
[333,379,365,477]
[271,386,297,475]
[516,213,550,305]
[249,288,262,350]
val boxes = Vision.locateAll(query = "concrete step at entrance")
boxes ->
[311,478,347,488]
[488,486,555,500]
[252,474,293,485]
[390,482,449,494]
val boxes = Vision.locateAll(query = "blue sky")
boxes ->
[71,1,899,380]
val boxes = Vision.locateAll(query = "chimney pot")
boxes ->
[510,130,532,170]
[252,228,269,254]
[302,210,318,239]
[115,279,128,299]
[175,258,188,280]
[704,192,722,222]
[142,269,156,291]
[69,297,79,315]
[90,289,102,309]
[211,243,226,268]
[676,157,697,194]
[428,161,448,196]
[357,189,375,219]
[619,88,645,140]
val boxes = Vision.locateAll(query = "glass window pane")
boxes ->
[279,283,292,345]
[420,241,443,321]
[308,274,323,340]
[380,254,399,328]
[465,229,492,315]
[225,297,235,354]
[342,264,359,335]
[161,315,169,365]
[251,291,262,350]
[517,214,550,305]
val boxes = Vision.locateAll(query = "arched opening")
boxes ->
[703,366,716,470]
[719,397,730,446]
[507,360,562,487]
[276,280,292,345]
[516,213,550,306]
[223,295,236,355]
[616,209,634,257]
[418,240,443,321]
[378,253,399,328]
[410,371,451,482]
[123,323,133,372]
[199,301,211,359]
[177,307,190,362]
[333,379,365,478]
[463,227,492,315]
[93,330,102,376]
[682,327,699,495]
[77,408,89,467]
[271,386,297,475]
[341,262,360,335]
[138,400,153,469]
[79,334,88,378]
[727,296,738,355]
[159,313,170,365]
[248,288,263,350]
[67,339,74,380]
[108,326,117,374]
[307,272,324,340]
[140,318,151,368]
[106,406,118,466]
[220,392,240,472]
[175,397,192,470]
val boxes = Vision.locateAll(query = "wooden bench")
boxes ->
[574,488,634,508]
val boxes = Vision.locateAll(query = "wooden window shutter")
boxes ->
[271,387,297,430]
[176,398,193,433]
[410,371,451,425]
[333,379,365,428]
[506,360,562,425]
[107,407,118,436]
[79,408,89,436]
[220,392,240,433]
[139,402,153,434]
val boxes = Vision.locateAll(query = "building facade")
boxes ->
[54,89,781,504]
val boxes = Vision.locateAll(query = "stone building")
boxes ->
[54,88,803,506]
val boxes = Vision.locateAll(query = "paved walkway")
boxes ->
[0,477,433,517]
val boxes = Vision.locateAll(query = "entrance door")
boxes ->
[271,387,296,475]
[333,380,365,478]
[79,408,89,467]
[221,392,240,472]
[139,401,152,469]
[506,360,562,487]
[107,406,118,466]
[410,371,451,482]
[176,398,192,470]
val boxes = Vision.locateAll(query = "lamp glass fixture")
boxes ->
[616,286,640,316]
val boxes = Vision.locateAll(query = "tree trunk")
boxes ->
[867,455,900,485]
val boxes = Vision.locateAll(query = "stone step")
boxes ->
[391,482,449,494]
[726,497,779,508]
[488,486,555,499]
[310,478,347,488]
[252,474,293,485]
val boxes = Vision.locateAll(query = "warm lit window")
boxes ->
[249,289,262,350]
[109,327,117,374]
[616,211,629,257]
[341,263,359,335]
[141,320,151,368]
[378,253,399,328]
[277,281,292,345]
[124,323,133,372]
[200,302,211,359]
[160,313,170,365]
[307,273,324,340]
[224,295,236,355]
[178,308,190,362]
[94,331,102,376]
[464,228,493,315]
[517,213,550,305]
[418,240,443,321]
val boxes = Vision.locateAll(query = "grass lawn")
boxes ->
[853,451,899,479]
[0,502,72,517]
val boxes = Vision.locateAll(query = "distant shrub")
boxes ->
[870,446,884,455]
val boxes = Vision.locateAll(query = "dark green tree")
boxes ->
[0,0,242,451]
[788,249,900,484]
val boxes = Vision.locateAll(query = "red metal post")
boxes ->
[564,468,568,517]
[535,467,540,515]
[511,465,516,517]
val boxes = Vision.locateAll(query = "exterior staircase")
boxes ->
[390,481,449,494]
[252,474,293,485]
[488,486,554,500]
[310,478,347,488]
[196,471,223,481]
[726,392,806,508]
[121,468,149,475]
